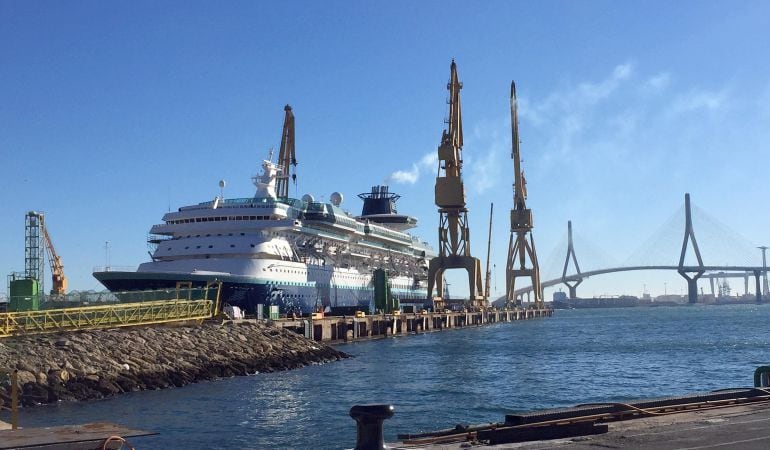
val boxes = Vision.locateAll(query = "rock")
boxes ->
[0,321,350,408]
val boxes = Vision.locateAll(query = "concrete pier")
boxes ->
[272,308,553,343]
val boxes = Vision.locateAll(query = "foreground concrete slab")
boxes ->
[398,402,770,449]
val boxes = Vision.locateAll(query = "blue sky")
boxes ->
[2,1,769,298]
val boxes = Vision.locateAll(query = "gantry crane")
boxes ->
[505,82,542,308]
[27,211,68,296]
[275,104,297,199]
[426,60,485,310]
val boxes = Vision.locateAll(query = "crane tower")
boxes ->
[426,60,485,310]
[275,104,297,199]
[27,211,67,296]
[506,82,543,308]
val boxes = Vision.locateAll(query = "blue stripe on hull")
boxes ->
[94,272,428,315]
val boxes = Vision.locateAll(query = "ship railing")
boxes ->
[93,266,138,273]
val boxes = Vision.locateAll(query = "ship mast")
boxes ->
[426,60,485,310]
[276,104,296,199]
[505,82,542,308]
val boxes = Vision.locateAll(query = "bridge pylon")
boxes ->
[505,82,542,309]
[678,193,704,304]
[426,60,485,311]
[561,220,583,299]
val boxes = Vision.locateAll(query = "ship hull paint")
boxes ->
[93,271,428,315]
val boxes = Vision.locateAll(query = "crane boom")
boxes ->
[485,203,493,300]
[276,104,296,199]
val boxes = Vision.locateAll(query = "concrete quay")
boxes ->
[400,401,770,449]
[273,308,553,343]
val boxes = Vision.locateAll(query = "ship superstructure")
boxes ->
[94,121,434,315]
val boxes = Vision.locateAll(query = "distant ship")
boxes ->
[94,119,435,315]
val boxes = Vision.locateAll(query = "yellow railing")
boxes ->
[0,282,222,338]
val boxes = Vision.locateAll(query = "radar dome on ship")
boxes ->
[302,194,315,203]
[330,192,343,206]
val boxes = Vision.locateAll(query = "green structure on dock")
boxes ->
[373,269,399,313]
[8,276,41,312]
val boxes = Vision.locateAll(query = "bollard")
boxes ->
[349,404,394,450]
[754,366,770,387]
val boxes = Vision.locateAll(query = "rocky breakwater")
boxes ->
[0,321,348,407]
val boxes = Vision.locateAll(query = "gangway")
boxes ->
[0,282,222,338]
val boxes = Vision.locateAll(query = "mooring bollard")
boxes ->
[349,404,394,450]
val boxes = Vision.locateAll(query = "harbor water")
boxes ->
[9,304,770,449]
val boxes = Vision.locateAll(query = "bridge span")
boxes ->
[507,265,768,303]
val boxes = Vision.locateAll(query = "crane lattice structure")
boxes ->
[275,104,297,199]
[505,82,543,308]
[427,60,485,310]
[25,213,45,294]
[25,212,68,297]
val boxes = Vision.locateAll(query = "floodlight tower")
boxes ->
[426,60,485,310]
[505,82,543,308]
[276,105,296,199]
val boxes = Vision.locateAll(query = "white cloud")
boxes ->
[388,164,420,184]
[576,62,634,103]
[644,72,671,92]
[665,88,729,117]
[386,151,437,185]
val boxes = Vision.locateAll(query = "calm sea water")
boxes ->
[6,304,770,449]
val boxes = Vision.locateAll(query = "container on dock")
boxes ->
[9,278,40,312]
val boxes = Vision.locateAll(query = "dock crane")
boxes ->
[27,212,68,296]
[426,60,485,310]
[505,82,543,308]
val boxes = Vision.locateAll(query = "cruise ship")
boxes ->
[93,127,435,315]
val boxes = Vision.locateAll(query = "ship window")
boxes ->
[230,244,235,248]
[167,247,171,250]
[196,235,200,238]
[228,233,233,236]
[208,245,213,249]
[250,244,255,248]
[217,234,221,236]
[240,233,245,236]
[251,216,257,220]
[196,245,201,249]
[206,234,211,237]
[185,246,189,249]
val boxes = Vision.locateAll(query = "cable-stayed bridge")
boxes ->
[500,193,770,305]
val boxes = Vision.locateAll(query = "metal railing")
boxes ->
[0,282,222,338]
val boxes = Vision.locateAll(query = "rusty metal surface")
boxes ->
[0,422,155,449]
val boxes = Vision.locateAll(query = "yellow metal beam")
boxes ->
[0,299,214,338]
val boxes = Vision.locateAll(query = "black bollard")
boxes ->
[349,404,395,450]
